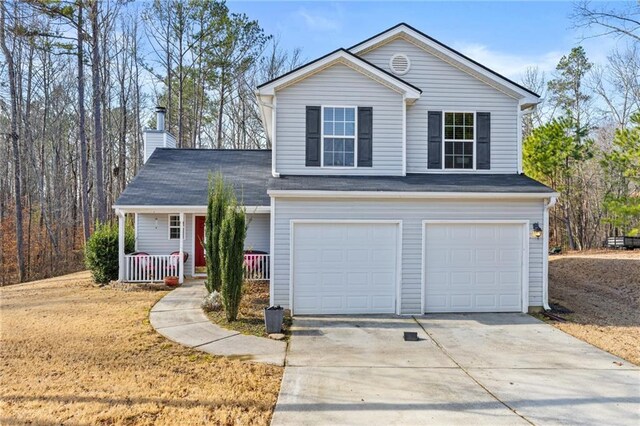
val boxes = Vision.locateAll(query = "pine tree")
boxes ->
[204,173,231,293]
[219,202,246,322]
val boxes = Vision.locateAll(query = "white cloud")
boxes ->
[296,7,342,32]
[452,42,564,81]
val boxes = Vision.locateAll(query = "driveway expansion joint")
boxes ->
[154,320,211,330]
[412,316,535,425]
[192,332,241,348]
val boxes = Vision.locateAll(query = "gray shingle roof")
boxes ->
[115,148,554,208]
[268,174,555,194]
[114,149,272,206]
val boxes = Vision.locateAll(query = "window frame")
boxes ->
[320,105,358,169]
[442,111,477,171]
[168,214,185,240]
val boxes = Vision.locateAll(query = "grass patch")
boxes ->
[0,271,283,425]
[207,281,291,338]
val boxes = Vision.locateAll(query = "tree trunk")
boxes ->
[0,4,26,282]
[216,73,225,149]
[90,0,106,223]
[77,1,91,242]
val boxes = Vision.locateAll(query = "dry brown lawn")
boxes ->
[0,271,283,425]
[548,251,640,365]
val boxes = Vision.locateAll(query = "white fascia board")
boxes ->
[256,50,421,101]
[350,25,538,101]
[112,205,271,214]
[267,190,560,200]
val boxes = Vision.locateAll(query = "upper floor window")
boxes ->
[322,106,356,167]
[168,214,184,240]
[444,112,474,169]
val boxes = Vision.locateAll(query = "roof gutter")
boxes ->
[111,205,271,214]
[268,190,560,199]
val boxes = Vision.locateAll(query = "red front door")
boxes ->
[195,216,206,272]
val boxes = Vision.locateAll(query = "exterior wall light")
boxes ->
[532,222,543,239]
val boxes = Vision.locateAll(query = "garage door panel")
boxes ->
[293,223,398,315]
[372,295,395,309]
[450,294,472,309]
[475,294,497,308]
[346,296,368,309]
[346,248,368,263]
[372,272,395,287]
[425,223,524,313]
[476,249,497,263]
[499,271,520,285]
[347,272,368,286]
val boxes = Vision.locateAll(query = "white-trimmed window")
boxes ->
[322,106,356,167]
[168,214,185,240]
[444,112,475,169]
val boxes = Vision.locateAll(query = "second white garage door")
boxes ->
[292,222,399,314]
[424,222,526,313]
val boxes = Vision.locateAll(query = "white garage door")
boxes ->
[292,222,398,314]
[424,223,525,313]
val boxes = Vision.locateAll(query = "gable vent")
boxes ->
[389,53,410,75]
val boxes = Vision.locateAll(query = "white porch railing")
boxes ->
[244,254,270,281]
[125,254,181,282]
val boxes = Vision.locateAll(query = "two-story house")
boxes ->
[114,23,558,315]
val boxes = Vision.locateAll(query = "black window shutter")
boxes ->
[357,107,373,167]
[427,111,442,169]
[305,106,321,167]
[476,112,491,170]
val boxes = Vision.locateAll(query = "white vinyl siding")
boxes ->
[275,63,404,175]
[361,38,520,173]
[137,214,194,276]
[245,213,271,252]
[272,198,544,314]
[137,212,271,277]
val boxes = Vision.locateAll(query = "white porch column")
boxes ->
[117,210,126,282]
[179,212,184,284]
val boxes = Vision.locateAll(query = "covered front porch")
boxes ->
[115,206,271,284]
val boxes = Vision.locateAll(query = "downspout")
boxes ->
[542,196,558,310]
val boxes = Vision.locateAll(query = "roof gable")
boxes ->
[256,48,421,101]
[349,23,540,101]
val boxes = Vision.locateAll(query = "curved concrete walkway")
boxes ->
[149,279,286,366]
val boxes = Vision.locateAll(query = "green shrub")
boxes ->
[205,173,233,293]
[219,203,246,322]
[85,221,135,284]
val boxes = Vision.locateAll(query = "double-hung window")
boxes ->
[444,112,475,169]
[168,214,184,240]
[322,106,356,167]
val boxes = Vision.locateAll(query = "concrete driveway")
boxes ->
[272,314,640,425]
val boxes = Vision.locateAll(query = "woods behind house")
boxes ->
[1,1,638,285]
[0,0,302,284]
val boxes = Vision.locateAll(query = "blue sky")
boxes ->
[227,1,624,82]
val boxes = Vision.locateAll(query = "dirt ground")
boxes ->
[548,250,640,365]
[207,281,291,338]
[0,271,283,425]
